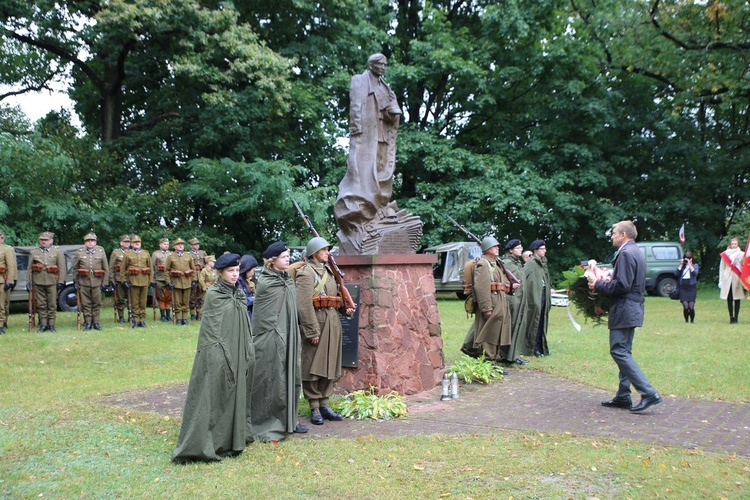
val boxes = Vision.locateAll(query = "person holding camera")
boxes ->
[675,252,699,323]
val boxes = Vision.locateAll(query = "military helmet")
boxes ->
[481,236,500,252]
[306,237,332,258]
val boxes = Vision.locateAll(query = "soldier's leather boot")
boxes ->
[0,327,5,334]
[48,325,57,333]
[160,309,168,322]
[38,325,47,332]
[166,310,171,321]
[83,323,92,331]
[93,323,102,330]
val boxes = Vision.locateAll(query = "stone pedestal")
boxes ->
[335,254,444,395]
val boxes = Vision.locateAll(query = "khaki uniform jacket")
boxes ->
[190,250,207,272]
[472,257,512,351]
[29,246,66,286]
[295,261,344,381]
[152,250,172,281]
[120,250,153,286]
[199,267,217,292]
[166,252,196,289]
[0,244,18,284]
[109,248,130,283]
[74,246,109,287]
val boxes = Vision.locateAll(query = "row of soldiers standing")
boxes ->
[462,237,551,364]
[0,230,218,333]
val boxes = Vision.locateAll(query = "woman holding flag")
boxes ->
[719,238,745,324]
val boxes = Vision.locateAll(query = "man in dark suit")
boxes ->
[588,220,662,413]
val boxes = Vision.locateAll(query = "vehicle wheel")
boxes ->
[58,284,78,312]
[456,291,468,300]
[656,277,677,298]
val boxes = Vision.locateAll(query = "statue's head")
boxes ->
[367,53,388,76]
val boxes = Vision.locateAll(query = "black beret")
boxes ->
[214,253,241,270]
[529,239,545,251]
[505,239,521,251]
[239,254,258,275]
[262,241,287,259]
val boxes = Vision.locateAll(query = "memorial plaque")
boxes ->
[339,283,360,367]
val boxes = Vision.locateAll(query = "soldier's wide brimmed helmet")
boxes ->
[306,237,332,258]
[481,236,500,252]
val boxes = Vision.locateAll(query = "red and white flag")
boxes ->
[741,234,750,290]
[678,223,685,244]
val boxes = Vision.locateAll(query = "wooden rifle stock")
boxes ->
[76,284,81,330]
[28,285,35,331]
[292,199,356,311]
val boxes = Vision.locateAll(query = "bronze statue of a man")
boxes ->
[335,54,421,255]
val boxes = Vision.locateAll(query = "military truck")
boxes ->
[424,242,482,299]
[594,241,684,298]
[9,245,82,312]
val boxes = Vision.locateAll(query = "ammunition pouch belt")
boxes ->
[32,264,45,272]
[156,265,166,271]
[184,269,195,277]
[490,282,510,293]
[94,270,106,277]
[170,270,186,277]
[78,269,107,278]
[0,266,5,274]
[312,295,343,309]
[127,267,141,275]
[115,264,121,272]
[140,267,150,275]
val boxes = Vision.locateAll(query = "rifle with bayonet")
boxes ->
[292,199,356,311]
[445,215,520,293]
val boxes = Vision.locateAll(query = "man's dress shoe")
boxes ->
[293,423,309,433]
[601,397,632,409]
[630,392,662,412]
[310,408,324,425]
[320,406,343,421]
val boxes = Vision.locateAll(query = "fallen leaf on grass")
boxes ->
[413,464,424,471]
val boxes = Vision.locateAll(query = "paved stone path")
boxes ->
[99,369,750,457]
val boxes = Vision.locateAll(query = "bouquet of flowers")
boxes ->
[560,260,612,326]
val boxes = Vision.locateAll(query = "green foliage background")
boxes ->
[1,0,748,275]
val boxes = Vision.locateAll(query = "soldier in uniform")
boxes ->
[120,235,153,328]
[74,232,109,331]
[295,237,355,426]
[470,236,512,361]
[28,232,66,332]
[188,238,207,320]
[0,230,18,334]
[198,255,217,293]
[166,238,196,325]
[152,238,172,322]
[109,235,131,323]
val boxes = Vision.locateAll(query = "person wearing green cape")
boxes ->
[251,241,308,442]
[524,240,551,356]
[500,239,529,365]
[171,253,255,463]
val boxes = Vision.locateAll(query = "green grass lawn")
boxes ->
[1,291,749,498]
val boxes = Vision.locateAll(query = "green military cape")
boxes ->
[524,255,551,355]
[251,267,301,442]
[171,277,254,463]
[501,254,530,360]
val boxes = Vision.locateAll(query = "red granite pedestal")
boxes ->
[334,254,444,395]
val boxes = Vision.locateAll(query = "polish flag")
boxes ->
[678,224,685,244]
[741,234,750,290]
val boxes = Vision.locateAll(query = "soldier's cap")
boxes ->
[130,235,142,243]
[173,238,186,246]
[119,235,131,242]
[239,254,258,275]
[529,239,545,251]
[505,238,521,251]
[159,238,169,244]
[215,253,240,270]
[263,241,287,259]
[189,238,200,245]
[205,255,216,263]
[84,232,97,241]
[38,231,54,240]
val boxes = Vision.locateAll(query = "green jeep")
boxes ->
[599,241,684,298]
